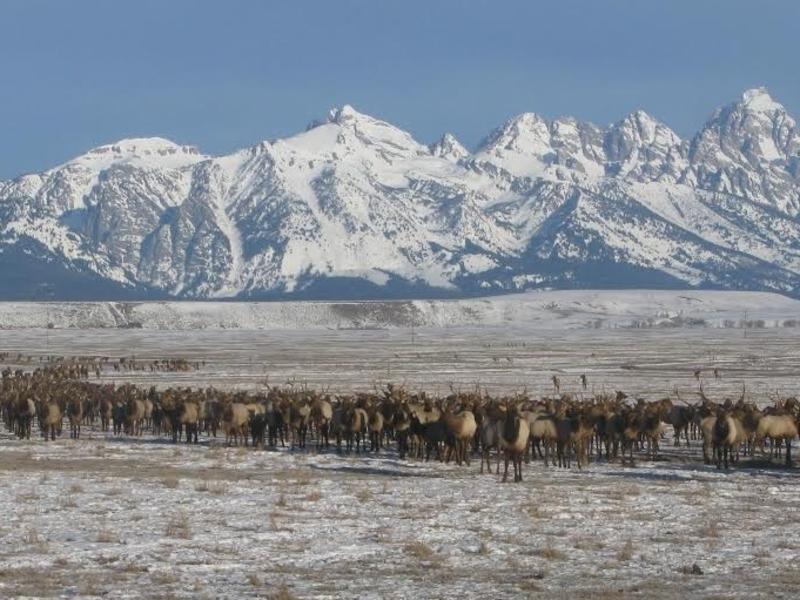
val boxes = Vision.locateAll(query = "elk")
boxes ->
[40,398,62,441]
[177,400,201,444]
[529,411,558,466]
[479,416,501,474]
[755,414,798,466]
[223,402,250,446]
[394,404,412,460]
[124,397,146,436]
[441,408,477,466]
[666,389,694,447]
[500,403,530,482]
[14,396,35,440]
[310,396,333,450]
[99,397,113,432]
[367,407,384,453]
[281,399,311,450]
[67,395,84,439]
[342,403,368,453]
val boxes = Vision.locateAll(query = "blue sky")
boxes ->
[2,0,799,179]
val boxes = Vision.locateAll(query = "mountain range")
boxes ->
[2,87,800,300]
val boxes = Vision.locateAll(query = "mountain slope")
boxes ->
[2,90,800,300]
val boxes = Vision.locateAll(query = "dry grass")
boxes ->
[404,540,438,562]
[58,494,78,509]
[16,489,40,502]
[293,470,312,487]
[118,561,150,573]
[355,487,373,503]
[534,541,566,561]
[699,521,720,539]
[165,511,192,539]
[305,490,322,502]
[150,571,178,585]
[573,537,604,551]
[23,527,42,545]
[195,480,228,495]
[95,528,120,544]
[525,504,545,519]
[267,584,298,600]
[617,539,635,562]
[161,476,180,489]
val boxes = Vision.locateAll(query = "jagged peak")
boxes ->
[430,132,470,160]
[504,112,549,130]
[478,112,550,151]
[621,109,658,126]
[740,87,784,113]
[611,110,682,144]
[326,104,379,126]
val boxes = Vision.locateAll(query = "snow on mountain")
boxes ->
[604,110,687,182]
[430,133,470,162]
[684,87,800,214]
[2,89,800,300]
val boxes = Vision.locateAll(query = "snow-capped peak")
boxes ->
[740,87,784,113]
[327,104,362,125]
[318,104,427,158]
[3,88,800,301]
[67,137,206,171]
[609,110,683,149]
[430,133,470,161]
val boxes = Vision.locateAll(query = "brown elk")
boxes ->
[342,402,368,453]
[500,403,530,482]
[14,396,35,440]
[755,414,798,466]
[40,398,62,441]
[124,397,146,436]
[368,407,384,453]
[310,396,333,450]
[99,397,113,432]
[441,408,477,466]
[223,402,250,446]
[712,408,745,469]
[67,395,84,439]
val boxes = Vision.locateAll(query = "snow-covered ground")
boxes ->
[2,320,799,400]
[1,300,799,598]
[1,289,799,330]
[1,429,798,599]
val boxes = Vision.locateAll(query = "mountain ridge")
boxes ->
[2,88,800,300]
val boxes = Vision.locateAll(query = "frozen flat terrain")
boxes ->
[1,324,799,400]
[1,428,799,599]
[1,290,800,331]
[1,295,800,598]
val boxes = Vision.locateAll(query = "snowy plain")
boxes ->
[1,291,800,599]
[1,289,799,331]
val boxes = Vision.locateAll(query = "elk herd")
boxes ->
[1,365,799,483]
